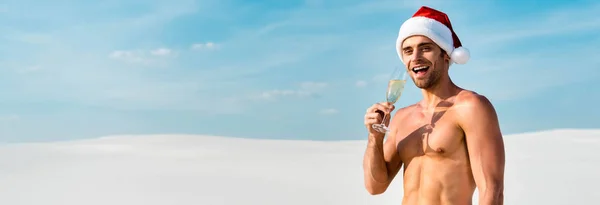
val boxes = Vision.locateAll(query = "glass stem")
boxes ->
[380,112,388,126]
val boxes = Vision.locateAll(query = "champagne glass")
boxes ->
[372,66,409,133]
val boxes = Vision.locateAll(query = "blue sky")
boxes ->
[0,0,598,142]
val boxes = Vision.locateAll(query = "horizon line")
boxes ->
[3,128,599,145]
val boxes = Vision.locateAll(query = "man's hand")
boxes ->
[364,102,395,139]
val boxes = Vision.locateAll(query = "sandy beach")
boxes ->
[1,129,598,204]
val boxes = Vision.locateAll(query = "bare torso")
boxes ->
[393,95,476,205]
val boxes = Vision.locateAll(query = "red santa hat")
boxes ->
[396,6,470,65]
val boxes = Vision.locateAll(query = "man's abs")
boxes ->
[400,156,476,205]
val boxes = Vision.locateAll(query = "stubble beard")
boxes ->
[412,64,442,89]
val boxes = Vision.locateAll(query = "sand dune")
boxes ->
[1,129,599,205]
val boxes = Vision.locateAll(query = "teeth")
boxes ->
[412,66,429,72]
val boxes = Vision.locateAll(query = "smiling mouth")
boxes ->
[412,66,429,74]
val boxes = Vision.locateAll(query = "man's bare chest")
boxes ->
[393,109,465,161]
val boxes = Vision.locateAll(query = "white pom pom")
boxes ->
[450,47,470,64]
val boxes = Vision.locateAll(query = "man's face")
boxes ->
[400,35,449,89]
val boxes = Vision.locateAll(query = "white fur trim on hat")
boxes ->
[395,16,470,65]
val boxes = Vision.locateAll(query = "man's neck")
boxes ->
[419,78,460,110]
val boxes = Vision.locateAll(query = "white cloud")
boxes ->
[150,48,172,56]
[108,47,176,66]
[258,89,312,100]
[256,81,329,101]
[108,50,147,63]
[190,42,218,50]
[259,89,309,99]
[0,129,598,204]
[355,80,368,87]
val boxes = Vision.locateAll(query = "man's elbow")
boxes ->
[366,187,386,195]
[486,187,504,200]
[365,182,388,195]
[480,182,504,204]
[480,190,504,205]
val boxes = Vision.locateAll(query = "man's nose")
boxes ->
[410,50,423,62]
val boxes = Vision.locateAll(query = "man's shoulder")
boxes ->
[455,89,495,110]
[453,89,498,124]
[453,90,503,142]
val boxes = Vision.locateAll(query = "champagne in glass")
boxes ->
[372,67,409,133]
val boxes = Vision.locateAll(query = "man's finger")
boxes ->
[367,105,379,113]
[377,103,394,112]
[365,112,381,119]
[365,119,380,125]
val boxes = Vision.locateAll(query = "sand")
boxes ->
[1,129,599,205]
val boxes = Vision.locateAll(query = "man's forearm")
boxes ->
[363,135,388,183]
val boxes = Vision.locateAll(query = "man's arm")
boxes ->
[458,94,505,205]
[363,112,404,195]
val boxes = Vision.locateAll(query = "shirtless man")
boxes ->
[362,6,505,205]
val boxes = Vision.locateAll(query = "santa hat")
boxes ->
[396,6,470,65]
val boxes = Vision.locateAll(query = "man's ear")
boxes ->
[443,52,451,64]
